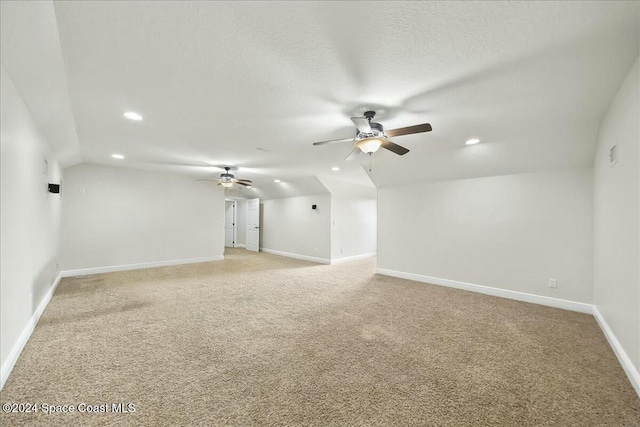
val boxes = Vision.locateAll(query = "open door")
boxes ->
[246,198,260,252]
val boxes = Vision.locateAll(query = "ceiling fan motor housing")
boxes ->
[357,121,385,139]
[369,122,383,132]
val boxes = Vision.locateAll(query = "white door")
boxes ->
[246,198,260,252]
[224,200,235,247]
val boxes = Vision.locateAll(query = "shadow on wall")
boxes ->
[31,258,59,315]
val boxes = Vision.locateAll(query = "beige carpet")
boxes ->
[1,248,639,426]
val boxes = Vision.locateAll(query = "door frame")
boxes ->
[224,198,237,248]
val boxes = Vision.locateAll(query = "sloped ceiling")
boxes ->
[2,1,639,189]
[0,1,80,166]
[317,168,376,198]
[225,175,330,201]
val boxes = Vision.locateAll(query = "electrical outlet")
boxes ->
[549,278,558,289]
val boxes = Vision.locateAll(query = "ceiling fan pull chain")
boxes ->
[368,152,373,172]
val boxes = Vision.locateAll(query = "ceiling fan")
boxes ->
[197,167,252,188]
[312,111,432,160]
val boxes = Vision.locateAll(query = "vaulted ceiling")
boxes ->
[2,1,638,196]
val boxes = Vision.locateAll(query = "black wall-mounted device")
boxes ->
[48,183,60,194]
[312,204,317,210]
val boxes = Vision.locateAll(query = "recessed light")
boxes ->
[124,111,143,121]
[112,154,125,159]
[332,167,340,171]
[274,179,281,183]
[465,138,480,145]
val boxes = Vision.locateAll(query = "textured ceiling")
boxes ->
[2,1,639,193]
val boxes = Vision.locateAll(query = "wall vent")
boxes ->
[609,145,618,166]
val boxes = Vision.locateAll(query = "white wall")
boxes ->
[61,164,225,271]
[1,65,63,385]
[378,169,593,303]
[331,195,377,260]
[319,176,377,260]
[261,195,331,262]
[593,57,639,373]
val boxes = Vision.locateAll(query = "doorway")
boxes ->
[246,198,260,252]
[224,199,236,248]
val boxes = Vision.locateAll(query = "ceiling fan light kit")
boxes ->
[355,137,384,154]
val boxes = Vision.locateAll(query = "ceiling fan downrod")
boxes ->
[363,110,376,122]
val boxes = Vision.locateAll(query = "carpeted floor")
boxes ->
[1,248,639,426]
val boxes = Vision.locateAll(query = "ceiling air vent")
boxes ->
[609,145,618,166]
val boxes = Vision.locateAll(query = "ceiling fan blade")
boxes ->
[235,181,252,187]
[234,179,252,183]
[351,117,371,133]
[313,137,355,146]
[385,123,432,137]
[346,147,361,160]
[381,139,410,155]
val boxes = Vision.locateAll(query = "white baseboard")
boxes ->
[1,273,62,390]
[61,255,224,277]
[593,307,640,397]
[260,249,375,265]
[375,268,593,314]
[331,252,376,265]
[260,248,330,265]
